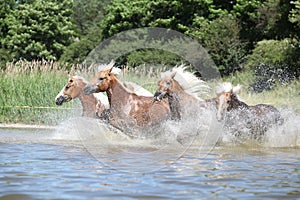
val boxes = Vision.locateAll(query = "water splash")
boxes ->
[263,108,300,148]
[220,108,300,148]
[51,105,222,173]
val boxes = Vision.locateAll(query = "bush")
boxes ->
[249,63,295,93]
[185,13,247,76]
[122,49,185,68]
[246,38,300,92]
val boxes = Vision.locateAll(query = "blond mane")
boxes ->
[71,75,89,84]
[161,65,210,99]
[216,82,242,95]
[97,60,121,75]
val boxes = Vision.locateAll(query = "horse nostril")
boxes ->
[153,91,162,101]
[154,91,160,97]
[55,96,64,105]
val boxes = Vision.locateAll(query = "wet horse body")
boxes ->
[83,68,170,133]
[55,76,109,118]
[216,82,283,139]
[153,66,216,144]
[155,78,206,120]
[154,66,211,120]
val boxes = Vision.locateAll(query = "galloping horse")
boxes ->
[55,76,109,118]
[215,82,284,138]
[153,66,211,120]
[83,67,170,132]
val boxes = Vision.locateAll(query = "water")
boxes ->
[0,109,300,199]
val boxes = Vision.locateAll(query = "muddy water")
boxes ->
[0,112,299,199]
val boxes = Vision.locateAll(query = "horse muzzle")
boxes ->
[83,84,98,95]
[55,95,70,105]
[153,91,166,101]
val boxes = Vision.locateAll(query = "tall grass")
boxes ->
[0,61,299,125]
[222,70,300,108]
[0,61,80,125]
[118,64,171,93]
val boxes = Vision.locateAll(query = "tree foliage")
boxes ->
[59,0,110,64]
[0,0,299,81]
[185,13,247,75]
[0,0,76,64]
[290,0,300,29]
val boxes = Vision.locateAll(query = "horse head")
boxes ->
[215,82,241,121]
[83,67,115,95]
[55,76,85,105]
[153,71,176,101]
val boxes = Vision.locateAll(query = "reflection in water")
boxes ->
[0,108,299,199]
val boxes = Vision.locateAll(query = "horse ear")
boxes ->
[107,67,113,76]
[171,71,176,79]
[233,84,242,94]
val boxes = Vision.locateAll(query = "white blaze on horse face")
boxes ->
[217,94,227,121]
[55,87,66,101]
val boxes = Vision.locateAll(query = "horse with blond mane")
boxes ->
[153,66,212,120]
[55,76,109,118]
[215,82,283,138]
[83,63,170,132]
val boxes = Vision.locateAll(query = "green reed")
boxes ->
[223,70,300,108]
[118,64,172,93]
[0,61,79,125]
[1,61,299,125]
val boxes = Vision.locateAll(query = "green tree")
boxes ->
[100,0,252,74]
[186,13,247,75]
[100,0,216,38]
[0,0,15,67]
[72,0,110,35]
[0,0,15,39]
[290,0,300,29]
[2,0,76,61]
[59,0,110,64]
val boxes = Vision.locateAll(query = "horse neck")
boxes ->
[77,85,98,117]
[229,94,249,110]
[106,76,129,108]
[167,83,196,120]
[167,94,182,120]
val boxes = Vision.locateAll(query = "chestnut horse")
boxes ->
[83,67,170,132]
[215,82,284,138]
[153,66,212,120]
[55,76,109,118]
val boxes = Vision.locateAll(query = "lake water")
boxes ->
[0,110,300,200]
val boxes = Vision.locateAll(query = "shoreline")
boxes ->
[0,123,56,130]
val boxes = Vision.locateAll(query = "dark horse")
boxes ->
[216,82,284,139]
[153,65,212,120]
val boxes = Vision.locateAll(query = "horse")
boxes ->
[55,76,110,118]
[83,66,170,133]
[215,82,284,139]
[153,66,212,120]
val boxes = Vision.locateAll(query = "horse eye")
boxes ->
[69,79,73,83]
[98,77,104,81]
[66,85,71,90]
